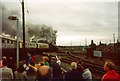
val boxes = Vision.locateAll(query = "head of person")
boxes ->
[42,56,49,62]
[2,59,8,66]
[17,64,25,73]
[38,65,50,76]
[77,60,82,65]
[51,57,57,63]
[27,52,31,56]
[27,67,36,76]
[71,62,77,69]
[104,61,115,71]
[2,56,7,60]
[82,62,88,70]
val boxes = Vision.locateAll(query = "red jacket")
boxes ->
[102,70,120,81]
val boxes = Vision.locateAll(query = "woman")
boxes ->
[14,64,28,81]
[102,61,120,81]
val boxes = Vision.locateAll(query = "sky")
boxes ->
[1,0,119,46]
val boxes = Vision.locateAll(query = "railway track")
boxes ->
[46,52,120,76]
[68,52,120,74]
[59,52,119,78]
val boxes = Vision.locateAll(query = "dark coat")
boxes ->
[65,69,83,81]
[51,63,63,81]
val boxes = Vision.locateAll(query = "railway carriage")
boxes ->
[0,35,16,48]
[1,34,57,59]
[37,43,49,48]
[0,35,48,49]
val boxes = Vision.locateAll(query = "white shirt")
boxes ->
[56,60,61,65]
[0,66,13,80]
[82,68,92,81]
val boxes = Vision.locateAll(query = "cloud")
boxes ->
[2,1,118,45]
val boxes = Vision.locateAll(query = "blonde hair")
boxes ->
[104,61,115,70]
[71,62,77,69]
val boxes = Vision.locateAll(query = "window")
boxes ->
[11,41,13,44]
[7,40,9,43]
[2,40,5,43]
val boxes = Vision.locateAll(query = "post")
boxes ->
[113,34,115,51]
[8,16,19,68]
[16,19,19,68]
[71,41,72,50]
[22,0,25,49]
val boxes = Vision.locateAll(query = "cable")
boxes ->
[18,0,32,24]
[18,0,22,5]
[24,0,32,24]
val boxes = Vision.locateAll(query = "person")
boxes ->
[47,53,51,66]
[7,57,16,72]
[42,56,50,67]
[82,62,92,81]
[27,67,37,81]
[27,53,32,64]
[76,60,83,73]
[51,58,63,81]
[102,61,120,81]
[0,58,3,68]
[65,62,83,81]
[56,56,61,66]
[14,64,28,81]
[0,58,13,80]
[31,55,36,65]
[37,65,51,81]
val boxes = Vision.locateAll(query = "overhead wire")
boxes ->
[24,0,32,24]
[18,0,22,5]
[18,0,32,24]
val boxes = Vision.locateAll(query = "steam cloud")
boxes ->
[1,4,22,37]
[1,4,57,44]
[26,24,57,44]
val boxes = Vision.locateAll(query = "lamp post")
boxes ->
[8,16,19,68]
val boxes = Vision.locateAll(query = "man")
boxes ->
[27,52,32,64]
[65,62,83,81]
[102,61,120,81]
[0,59,13,80]
[82,62,92,81]
[37,65,51,81]
[51,58,63,81]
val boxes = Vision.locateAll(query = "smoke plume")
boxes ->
[1,4,22,38]
[27,24,57,44]
[1,4,57,44]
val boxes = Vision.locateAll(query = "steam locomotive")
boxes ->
[0,34,58,58]
[0,35,49,49]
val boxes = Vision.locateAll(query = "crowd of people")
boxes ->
[0,53,120,81]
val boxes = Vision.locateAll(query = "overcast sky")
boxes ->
[1,0,119,46]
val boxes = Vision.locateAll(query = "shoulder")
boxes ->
[22,71,27,75]
[14,71,18,75]
[102,73,108,80]
[2,67,13,72]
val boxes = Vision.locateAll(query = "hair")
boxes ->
[27,67,36,76]
[104,61,115,70]
[41,63,44,66]
[43,56,49,62]
[38,66,50,76]
[71,62,77,69]
[82,62,88,69]
[17,65,25,73]
[2,59,8,66]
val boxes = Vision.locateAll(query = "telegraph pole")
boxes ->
[113,34,115,51]
[85,37,87,47]
[71,41,72,50]
[22,0,25,49]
